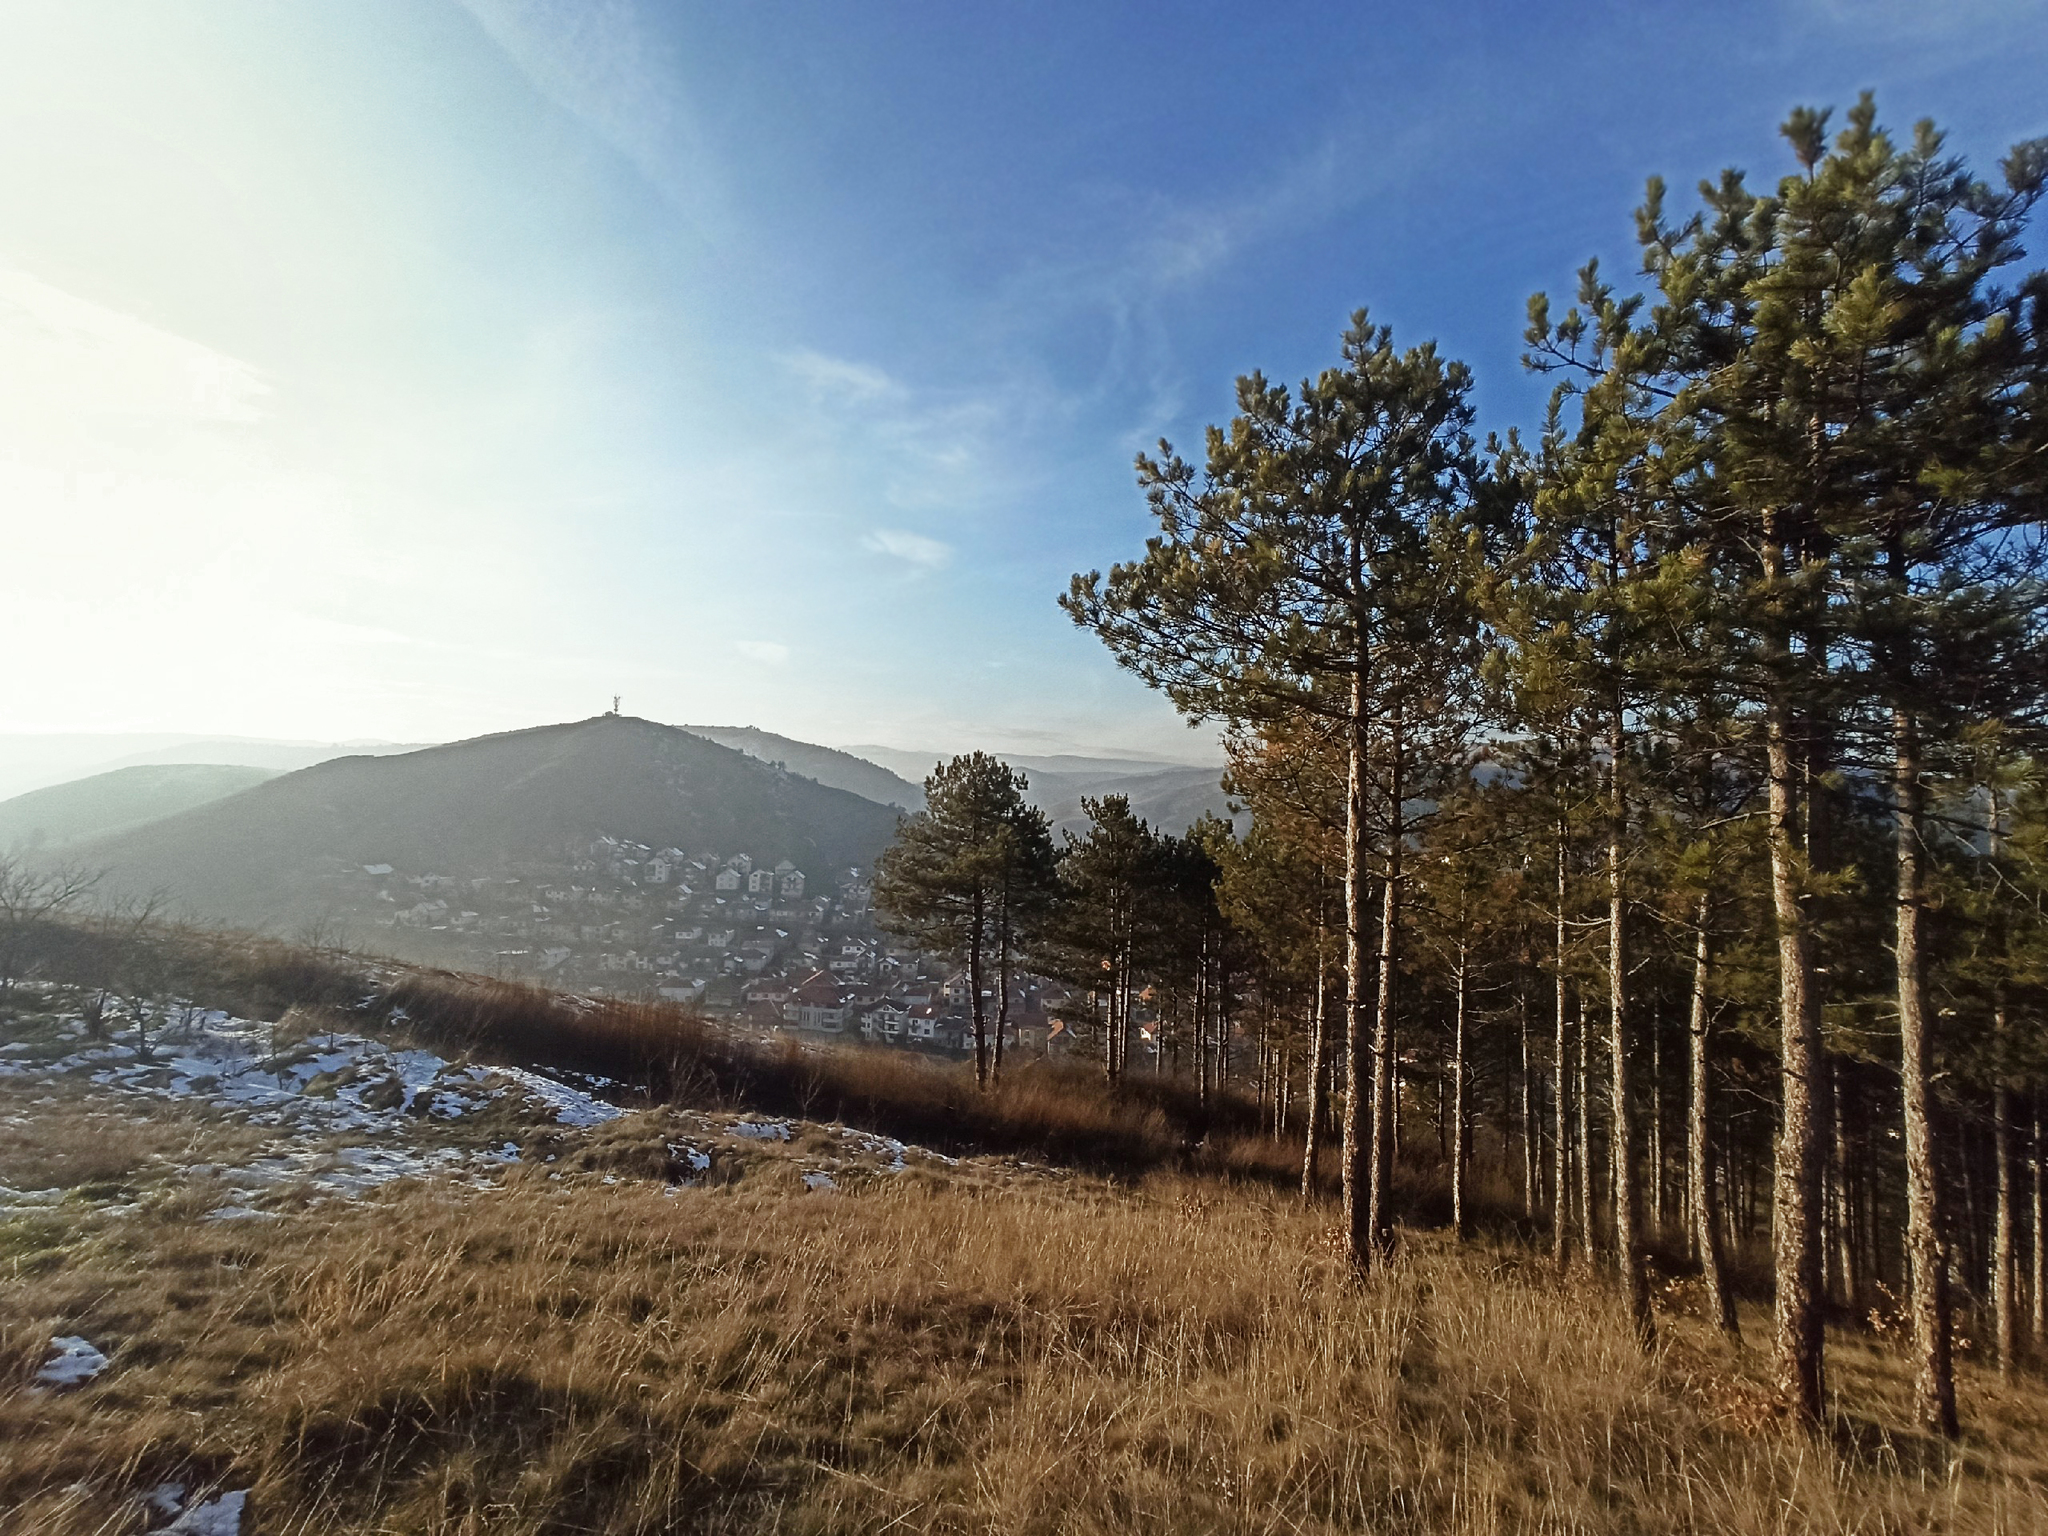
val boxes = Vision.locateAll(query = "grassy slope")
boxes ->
[4,933,2048,1533]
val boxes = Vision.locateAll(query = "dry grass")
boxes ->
[383,969,1285,1180]
[6,1125,2048,1536]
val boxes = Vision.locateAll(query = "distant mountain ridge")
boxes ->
[840,743,1233,837]
[78,716,902,929]
[0,764,281,852]
[680,726,923,809]
[0,733,430,801]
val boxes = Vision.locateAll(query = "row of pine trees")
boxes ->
[876,98,2048,1439]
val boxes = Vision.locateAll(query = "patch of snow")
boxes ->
[836,1127,910,1171]
[164,1488,247,1535]
[491,1065,624,1127]
[729,1119,792,1141]
[146,1483,186,1518]
[204,1205,280,1222]
[801,1170,837,1191]
[36,1335,109,1387]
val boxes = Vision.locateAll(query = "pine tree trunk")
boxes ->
[1555,816,1572,1270]
[1608,710,1651,1341]
[1577,1001,1594,1257]
[1651,1018,1665,1243]
[1453,947,1470,1241]
[2033,1098,2045,1350]
[992,894,1011,1086]
[1990,791,2016,1376]
[969,888,990,1089]
[1833,1063,1859,1311]
[1303,943,1327,1201]
[1689,902,1738,1338]
[1894,707,1958,1438]
[1368,758,1402,1263]
[1995,1005,2016,1379]
[1521,979,1537,1221]
[1766,692,1826,1424]
[1342,644,1375,1271]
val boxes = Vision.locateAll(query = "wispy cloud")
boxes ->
[455,0,727,233]
[781,347,1017,513]
[735,639,789,664]
[862,529,952,570]
[0,267,270,431]
[783,349,901,406]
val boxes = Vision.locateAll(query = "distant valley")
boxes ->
[1,716,1235,1001]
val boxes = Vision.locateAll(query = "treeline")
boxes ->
[881,98,2048,1439]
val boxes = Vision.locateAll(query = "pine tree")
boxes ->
[1064,314,1492,1269]
[1525,95,2048,1425]
[1045,796,1164,1086]
[873,754,1056,1089]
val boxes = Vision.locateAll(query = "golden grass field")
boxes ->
[8,1089,2048,1534]
[4,946,2048,1535]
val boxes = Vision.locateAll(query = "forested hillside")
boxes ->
[74,715,901,931]
[872,98,2048,1443]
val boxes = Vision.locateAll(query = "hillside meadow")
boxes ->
[2,929,2047,1534]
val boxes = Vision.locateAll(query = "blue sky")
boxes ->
[3,0,2044,760]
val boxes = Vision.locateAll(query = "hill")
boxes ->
[0,733,429,801]
[841,744,1233,835]
[77,715,902,929]
[680,724,923,808]
[1025,763,1241,839]
[0,764,280,852]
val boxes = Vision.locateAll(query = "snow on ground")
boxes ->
[0,1006,626,1218]
[162,1488,248,1535]
[35,1335,109,1387]
[4,998,979,1225]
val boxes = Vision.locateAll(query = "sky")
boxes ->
[2,1,2045,763]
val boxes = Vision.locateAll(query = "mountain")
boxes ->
[838,744,1234,836]
[1023,765,1241,840]
[844,745,1204,783]
[681,726,923,809]
[78,716,903,929]
[0,764,281,852]
[0,733,429,801]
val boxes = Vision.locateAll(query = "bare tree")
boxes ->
[0,854,101,1001]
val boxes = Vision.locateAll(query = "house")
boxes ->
[748,867,776,895]
[858,1000,909,1043]
[745,980,792,1010]
[1011,1007,1054,1055]
[714,866,742,892]
[785,969,857,1032]
[775,860,805,899]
